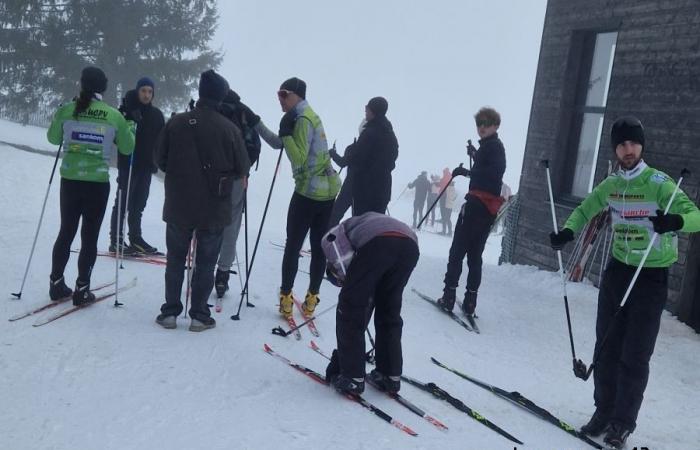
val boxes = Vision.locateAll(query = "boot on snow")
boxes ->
[72,279,96,306]
[436,287,456,312]
[279,290,294,319]
[215,269,230,298]
[49,275,72,301]
[302,291,320,317]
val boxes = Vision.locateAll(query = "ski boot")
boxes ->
[189,316,216,332]
[302,291,320,317]
[580,409,610,437]
[367,369,401,393]
[155,314,177,329]
[603,421,632,449]
[436,287,456,311]
[462,289,478,317]
[331,374,365,395]
[215,269,230,298]
[72,279,96,306]
[49,275,72,301]
[130,236,158,254]
[109,240,137,256]
[279,290,294,319]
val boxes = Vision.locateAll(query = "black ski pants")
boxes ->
[412,202,424,228]
[443,195,494,294]
[329,176,353,228]
[161,223,223,321]
[336,236,419,378]
[109,167,152,243]
[593,258,668,430]
[281,192,334,294]
[51,178,110,282]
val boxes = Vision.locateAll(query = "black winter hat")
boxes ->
[367,97,389,117]
[80,66,108,94]
[611,116,645,150]
[199,69,229,103]
[280,77,306,99]
[223,89,241,105]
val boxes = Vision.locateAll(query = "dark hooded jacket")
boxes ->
[409,172,431,207]
[118,89,165,173]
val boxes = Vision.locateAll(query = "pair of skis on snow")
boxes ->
[73,249,167,266]
[276,294,321,340]
[412,288,480,333]
[8,278,138,326]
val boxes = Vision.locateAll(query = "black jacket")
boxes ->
[468,133,506,196]
[341,116,399,215]
[409,173,430,206]
[118,89,165,173]
[156,100,250,229]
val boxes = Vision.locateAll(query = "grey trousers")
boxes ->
[217,178,246,272]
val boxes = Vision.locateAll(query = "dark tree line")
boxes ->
[0,0,221,122]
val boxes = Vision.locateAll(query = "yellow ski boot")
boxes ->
[279,291,294,319]
[302,291,320,317]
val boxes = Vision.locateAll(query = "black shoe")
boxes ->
[49,275,72,301]
[215,269,230,298]
[462,290,477,316]
[189,316,216,332]
[109,242,138,256]
[130,236,158,254]
[155,314,177,329]
[436,287,456,312]
[331,374,365,395]
[580,409,610,437]
[604,422,632,449]
[367,369,400,393]
[72,280,96,306]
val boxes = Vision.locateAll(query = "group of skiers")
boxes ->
[408,169,458,234]
[40,64,700,448]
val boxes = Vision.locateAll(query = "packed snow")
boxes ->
[1,124,699,449]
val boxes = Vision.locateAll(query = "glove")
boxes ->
[325,349,340,382]
[549,228,574,250]
[279,110,298,137]
[329,147,338,158]
[451,166,471,178]
[239,102,260,127]
[649,210,683,234]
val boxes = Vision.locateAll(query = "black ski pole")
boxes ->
[417,163,463,230]
[231,149,284,320]
[271,303,337,336]
[12,142,63,299]
[244,189,251,306]
[541,159,582,376]
[467,140,474,170]
[577,168,690,381]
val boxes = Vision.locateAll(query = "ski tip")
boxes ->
[263,343,272,352]
[310,340,319,350]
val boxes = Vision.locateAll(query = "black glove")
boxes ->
[279,110,298,137]
[451,166,471,178]
[549,228,574,250]
[325,349,340,382]
[239,102,260,127]
[649,210,683,234]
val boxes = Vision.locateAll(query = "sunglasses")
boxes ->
[277,89,293,99]
[476,121,492,128]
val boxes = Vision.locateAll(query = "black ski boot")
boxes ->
[436,287,456,311]
[109,241,137,256]
[130,236,158,254]
[72,279,96,306]
[603,421,632,449]
[462,289,478,317]
[580,409,610,437]
[367,369,401,393]
[331,374,365,395]
[215,269,230,298]
[49,275,72,301]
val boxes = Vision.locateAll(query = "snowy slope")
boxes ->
[1,129,699,449]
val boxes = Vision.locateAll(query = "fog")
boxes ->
[213,1,547,191]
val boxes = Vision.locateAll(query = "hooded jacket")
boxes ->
[118,89,164,173]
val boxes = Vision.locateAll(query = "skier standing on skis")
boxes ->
[323,212,419,394]
[46,66,135,305]
[549,116,700,448]
[155,70,250,332]
[109,76,164,256]
[440,181,457,236]
[437,107,506,319]
[408,171,430,228]
[214,89,262,298]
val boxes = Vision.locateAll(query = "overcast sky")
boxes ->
[213,1,547,191]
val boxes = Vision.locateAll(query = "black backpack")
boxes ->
[220,101,261,169]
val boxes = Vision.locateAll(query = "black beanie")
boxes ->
[611,116,645,150]
[280,77,306,99]
[80,66,108,94]
[199,69,229,103]
[367,97,389,117]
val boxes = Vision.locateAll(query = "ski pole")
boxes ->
[467,140,474,170]
[244,189,250,306]
[121,154,135,259]
[541,159,581,376]
[184,232,196,317]
[271,302,337,337]
[231,149,284,320]
[12,142,64,299]
[114,189,123,307]
[579,168,690,381]
[417,164,462,230]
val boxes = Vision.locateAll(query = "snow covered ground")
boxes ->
[1,124,699,450]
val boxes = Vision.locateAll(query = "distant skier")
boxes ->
[440,181,458,236]
[109,76,164,256]
[427,175,440,226]
[408,171,430,228]
[437,107,506,319]
[549,117,700,449]
[46,66,135,305]
[322,212,419,394]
